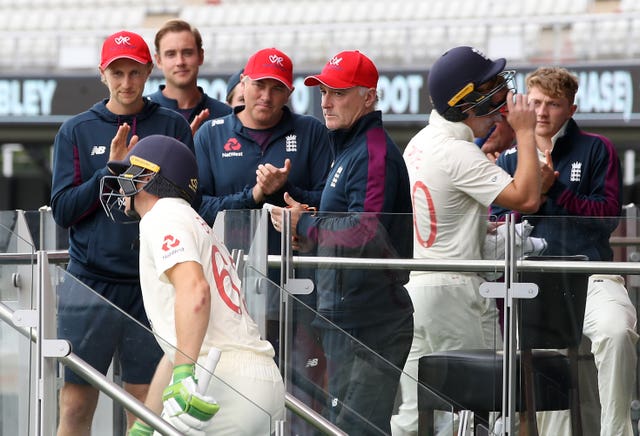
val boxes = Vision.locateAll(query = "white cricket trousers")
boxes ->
[391,272,502,436]
[539,275,638,436]
[196,350,285,435]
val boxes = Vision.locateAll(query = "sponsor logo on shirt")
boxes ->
[161,234,180,251]
[222,137,243,157]
[211,118,225,126]
[90,145,107,155]
[161,234,184,259]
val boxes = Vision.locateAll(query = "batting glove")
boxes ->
[162,364,219,433]
[127,421,154,436]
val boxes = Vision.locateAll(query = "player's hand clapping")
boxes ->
[107,123,138,173]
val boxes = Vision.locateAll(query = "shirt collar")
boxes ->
[537,119,570,161]
[550,119,570,147]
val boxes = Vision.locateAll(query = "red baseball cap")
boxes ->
[100,30,152,69]
[304,50,378,89]
[243,48,293,90]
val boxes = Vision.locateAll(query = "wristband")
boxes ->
[128,421,153,436]
[172,363,196,383]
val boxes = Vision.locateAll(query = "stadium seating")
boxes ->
[621,0,640,12]
[0,0,637,72]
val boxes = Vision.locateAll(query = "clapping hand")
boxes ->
[108,123,138,166]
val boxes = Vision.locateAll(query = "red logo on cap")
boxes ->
[269,54,284,66]
[114,36,132,46]
[243,48,293,90]
[100,30,151,69]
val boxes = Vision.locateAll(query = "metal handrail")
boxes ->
[0,300,181,436]
[285,394,347,436]
[3,251,640,275]
[0,250,69,264]
[269,255,640,275]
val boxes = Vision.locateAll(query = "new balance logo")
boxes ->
[305,358,319,368]
[90,146,106,155]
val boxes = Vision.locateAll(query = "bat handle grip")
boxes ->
[197,347,221,395]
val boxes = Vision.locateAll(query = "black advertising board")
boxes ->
[0,64,639,128]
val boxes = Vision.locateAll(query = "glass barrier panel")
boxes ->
[247,267,456,435]
[0,212,36,316]
[0,302,35,436]
[0,210,36,436]
[240,208,492,435]
[3,205,635,435]
[0,210,36,256]
[23,208,69,252]
[213,209,271,344]
[53,266,274,435]
[517,213,640,435]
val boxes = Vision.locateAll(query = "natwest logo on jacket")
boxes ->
[222,137,243,157]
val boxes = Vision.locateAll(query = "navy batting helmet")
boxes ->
[428,46,515,122]
[100,135,198,221]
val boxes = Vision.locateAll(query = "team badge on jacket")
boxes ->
[570,161,582,182]
[286,134,297,152]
